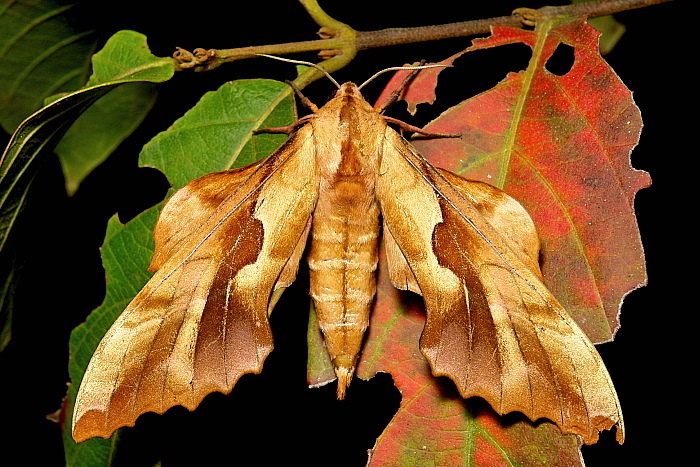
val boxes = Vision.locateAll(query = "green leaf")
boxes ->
[140,79,295,189]
[55,26,177,194]
[0,29,173,249]
[307,303,335,387]
[587,15,625,54]
[64,78,294,466]
[64,210,158,465]
[55,82,158,195]
[0,252,16,349]
[57,28,191,193]
[0,30,174,350]
[0,0,97,133]
[572,0,626,54]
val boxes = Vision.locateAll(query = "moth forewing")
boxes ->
[72,130,319,442]
[375,129,623,444]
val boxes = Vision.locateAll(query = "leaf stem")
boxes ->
[174,0,673,84]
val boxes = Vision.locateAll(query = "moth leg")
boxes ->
[254,114,314,135]
[383,116,461,139]
[254,79,320,136]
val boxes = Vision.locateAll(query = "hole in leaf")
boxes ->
[545,43,575,76]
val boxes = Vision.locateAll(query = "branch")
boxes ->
[174,0,673,86]
[356,0,673,49]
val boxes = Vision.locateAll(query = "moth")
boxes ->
[72,63,623,445]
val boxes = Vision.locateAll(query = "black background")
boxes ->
[1,1,687,465]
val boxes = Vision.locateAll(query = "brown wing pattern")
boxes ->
[376,130,623,444]
[72,135,319,442]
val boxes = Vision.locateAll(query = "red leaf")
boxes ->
[309,17,648,463]
[412,18,650,342]
[373,52,464,115]
[357,253,583,466]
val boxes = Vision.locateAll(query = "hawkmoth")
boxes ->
[72,64,623,445]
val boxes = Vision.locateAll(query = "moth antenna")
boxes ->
[257,54,341,89]
[357,64,450,91]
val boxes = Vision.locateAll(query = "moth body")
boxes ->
[306,84,385,397]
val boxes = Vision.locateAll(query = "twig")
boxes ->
[356,0,673,49]
[174,0,673,87]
